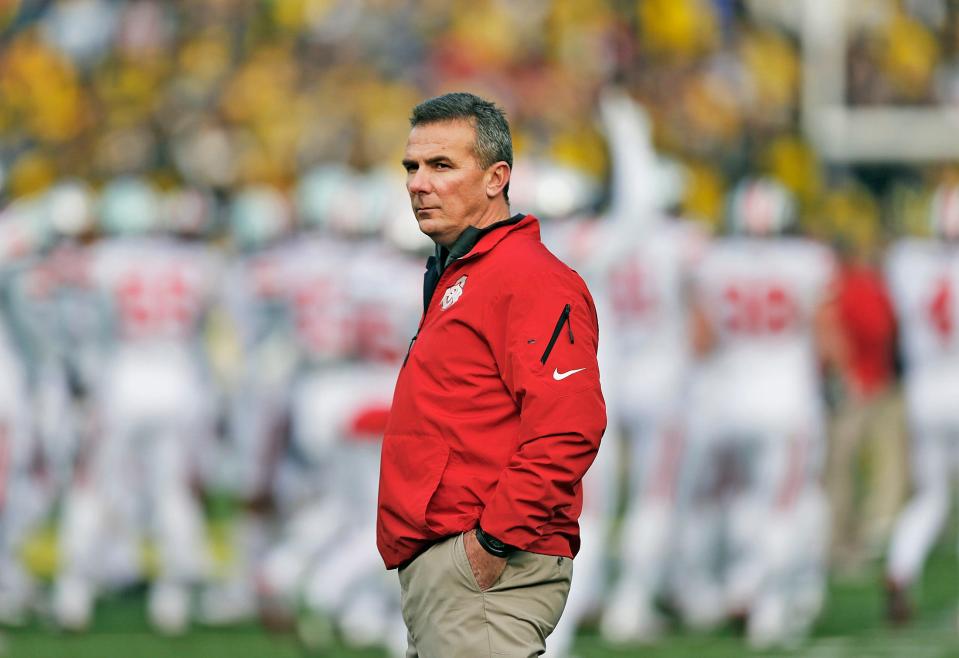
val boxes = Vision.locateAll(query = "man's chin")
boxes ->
[416,218,446,244]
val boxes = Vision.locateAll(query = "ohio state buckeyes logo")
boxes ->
[441,275,468,310]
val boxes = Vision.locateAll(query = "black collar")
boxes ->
[422,213,524,312]
[435,213,525,274]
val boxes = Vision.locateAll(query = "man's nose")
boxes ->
[408,168,431,194]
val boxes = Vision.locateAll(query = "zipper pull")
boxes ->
[540,303,572,365]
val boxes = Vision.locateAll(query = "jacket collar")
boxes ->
[452,213,538,262]
[422,214,539,313]
[434,213,538,273]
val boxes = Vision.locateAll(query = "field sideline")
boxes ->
[4,538,958,658]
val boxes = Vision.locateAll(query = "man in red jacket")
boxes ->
[377,92,607,657]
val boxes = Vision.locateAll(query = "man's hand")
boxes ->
[464,530,508,591]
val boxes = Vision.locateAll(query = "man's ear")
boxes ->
[485,162,510,199]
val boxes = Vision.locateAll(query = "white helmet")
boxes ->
[653,156,688,212]
[379,168,433,255]
[360,166,399,237]
[727,177,796,236]
[43,180,95,238]
[296,164,372,236]
[0,196,54,258]
[929,182,959,240]
[98,177,161,236]
[229,184,291,251]
[161,186,216,237]
[509,158,600,220]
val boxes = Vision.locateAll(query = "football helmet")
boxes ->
[43,180,95,238]
[726,177,796,236]
[509,158,600,221]
[160,186,217,238]
[98,177,161,236]
[295,164,373,236]
[929,182,959,240]
[228,184,292,251]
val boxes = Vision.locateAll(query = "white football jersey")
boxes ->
[0,214,55,370]
[691,236,835,430]
[86,237,222,343]
[6,244,108,398]
[695,237,833,351]
[605,219,707,354]
[886,239,959,426]
[349,241,424,367]
[544,215,706,350]
[886,239,959,370]
[545,215,707,414]
[234,235,355,364]
[541,215,606,272]
[222,244,293,359]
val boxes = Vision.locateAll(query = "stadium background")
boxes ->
[2,0,959,656]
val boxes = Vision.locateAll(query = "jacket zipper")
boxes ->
[402,219,528,369]
[540,303,574,364]
[403,263,458,367]
[403,333,417,366]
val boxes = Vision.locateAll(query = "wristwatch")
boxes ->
[475,525,515,558]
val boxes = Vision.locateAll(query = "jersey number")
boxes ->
[929,276,953,341]
[610,260,657,320]
[117,270,195,335]
[721,283,797,335]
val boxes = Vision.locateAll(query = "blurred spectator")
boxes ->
[3,0,958,226]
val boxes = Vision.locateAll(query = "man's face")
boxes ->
[402,119,491,247]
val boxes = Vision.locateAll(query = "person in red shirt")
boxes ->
[825,239,906,577]
[376,92,606,657]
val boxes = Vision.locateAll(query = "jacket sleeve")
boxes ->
[479,267,607,551]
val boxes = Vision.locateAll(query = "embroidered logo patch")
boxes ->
[441,275,468,310]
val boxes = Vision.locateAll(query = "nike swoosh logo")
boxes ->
[553,367,586,381]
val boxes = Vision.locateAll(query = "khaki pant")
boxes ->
[826,385,907,569]
[398,532,573,658]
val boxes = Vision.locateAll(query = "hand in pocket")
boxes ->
[463,530,508,591]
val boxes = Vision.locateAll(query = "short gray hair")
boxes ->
[410,92,512,202]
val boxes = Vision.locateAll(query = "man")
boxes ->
[376,92,606,658]
[825,236,903,577]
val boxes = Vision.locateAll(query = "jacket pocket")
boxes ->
[540,303,574,365]
[379,433,451,534]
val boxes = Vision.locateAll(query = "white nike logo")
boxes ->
[553,367,586,381]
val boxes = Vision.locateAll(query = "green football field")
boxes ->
[3,540,958,658]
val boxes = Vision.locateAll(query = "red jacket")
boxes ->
[836,262,897,397]
[377,215,606,569]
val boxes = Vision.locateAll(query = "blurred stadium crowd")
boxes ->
[2,0,959,656]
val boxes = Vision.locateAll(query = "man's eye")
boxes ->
[435,163,450,169]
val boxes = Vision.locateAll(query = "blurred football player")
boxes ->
[199,184,296,626]
[884,182,959,624]
[676,177,837,648]
[589,92,708,647]
[6,182,97,514]
[53,177,223,634]
[296,172,422,655]
[541,88,703,655]
[0,196,57,624]
[247,168,418,656]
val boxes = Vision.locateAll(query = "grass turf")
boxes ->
[3,541,958,658]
